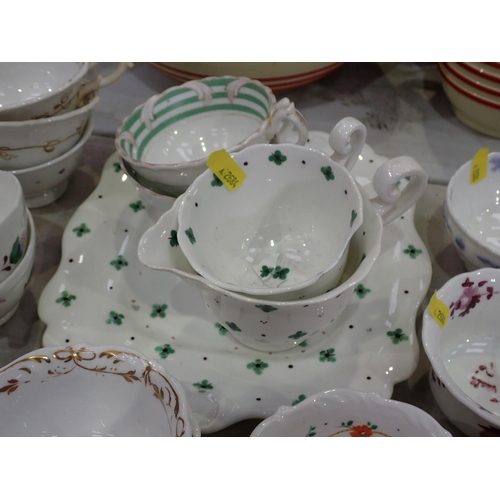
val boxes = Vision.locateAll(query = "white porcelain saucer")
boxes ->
[38,131,432,434]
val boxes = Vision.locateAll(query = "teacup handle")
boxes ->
[328,117,367,171]
[78,62,134,104]
[268,97,308,146]
[370,156,428,225]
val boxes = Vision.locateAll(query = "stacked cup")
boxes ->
[0,62,132,207]
[0,170,35,325]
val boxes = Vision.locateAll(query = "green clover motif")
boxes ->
[387,328,408,344]
[110,255,128,270]
[320,166,335,181]
[185,228,196,244]
[211,173,223,187]
[151,304,167,318]
[306,425,317,437]
[169,230,179,247]
[350,210,358,228]
[246,359,269,375]
[155,344,175,359]
[319,348,336,363]
[299,340,308,348]
[353,284,371,298]
[9,237,23,265]
[268,150,287,165]
[360,252,366,263]
[288,331,308,340]
[292,394,306,405]
[129,200,145,212]
[403,245,423,259]
[56,291,76,307]
[225,321,241,332]
[113,162,121,172]
[72,223,90,238]
[260,266,274,278]
[273,266,290,280]
[255,304,278,313]
[106,311,124,325]
[215,322,228,335]
[193,380,213,393]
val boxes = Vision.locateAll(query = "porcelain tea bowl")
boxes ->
[0,170,29,285]
[118,157,176,221]
[422,268,500,436]
[115,75,308,192]
[0,208,35,326]
[0,62,131,121]
[250,388,452,437]
[0,343,200,437]
[444,151,500,270]
[0,93,99,170]
[139,156,427,352]
[10,112,94,208]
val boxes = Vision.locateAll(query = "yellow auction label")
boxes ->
[470,148,489,184]
[428,291,449,329]
[206,149,247,191]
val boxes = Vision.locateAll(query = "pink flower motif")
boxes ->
[450,278,499,318]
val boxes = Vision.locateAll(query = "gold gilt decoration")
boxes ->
[31,89,79,119]
[0,346,188,436]
[0,125,84,160]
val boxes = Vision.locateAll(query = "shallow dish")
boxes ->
[422,268,500,436]
[251,388,452,437]
[10,112,94,208]
[0,208,35,326]
[38,134,431,434]
[0,343,200,436]
[115,75,308,190]
[444,151,500,270]
[0,94,99,170]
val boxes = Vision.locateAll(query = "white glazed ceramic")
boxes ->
[0,208,35,326]
[0,62,131,121]
[439,64,500,138]
[38,135,431,434]
[0,343,200,436]
[250,388,452,437]
[115,75,308,191]
[164,118,426,302]
[444,151,500,270]
[118,157,176,221]
[10,112,94,208]
[444,62,500,100]
[0,171,28,284]
[0,94,99,170]
[422,268,500,436]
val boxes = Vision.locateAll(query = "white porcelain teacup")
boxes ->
[0,171,28,285]
[0,62,132,121]
[164,117,427,301]
[138,119,428,351]
[115,75,308,193]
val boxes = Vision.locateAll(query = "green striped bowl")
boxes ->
[115,76,298,191]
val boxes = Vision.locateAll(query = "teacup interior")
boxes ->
[119,77,274,165]
[438,273,500,416]
[0,62,84,108]
[449,152,500,252]
[178,144,362,293]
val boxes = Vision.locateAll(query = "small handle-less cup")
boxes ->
[0,171,28,284]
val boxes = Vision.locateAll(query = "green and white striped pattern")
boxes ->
[118,76,274,163]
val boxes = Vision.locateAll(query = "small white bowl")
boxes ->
[422,268,500,436]
[444,151,500,270]
[0,62,131,121]
[0,208,35,326]
[0,343,200,436]
[10,112,95,208]
[250,388,452,437]
[0,94,99,170]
